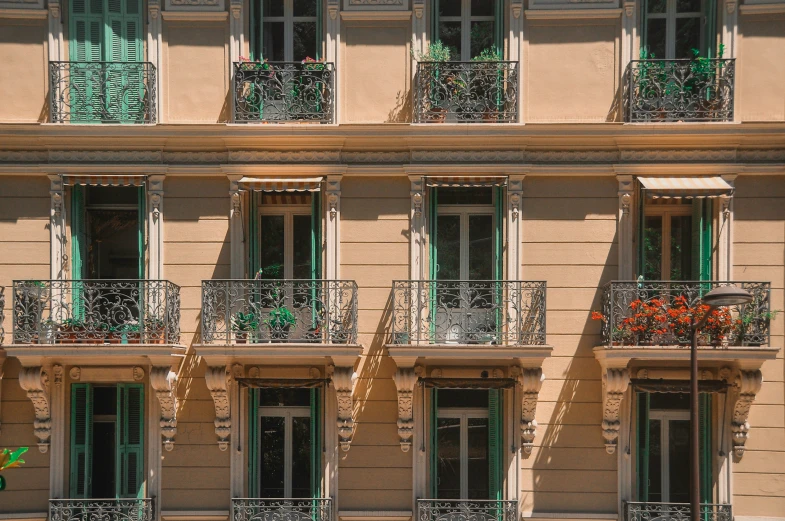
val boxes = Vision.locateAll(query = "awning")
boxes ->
[63,175,146,187]
[238,176,323,192]
[236,378,329,389]
[631,379,729,394]
[638,176,733,199]
[420,378,517,389]
[425,176,508,188]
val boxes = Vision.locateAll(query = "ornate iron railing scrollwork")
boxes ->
[414,61,519,123]
[625,502,732,521]
[625,59,734,122]
[0,286,5,345]
[12,280,180,345]
[201,279,358,345]
[49,499,154,521]
[417,499,518,521]
[232,498,332,521]
[390,280,546,346]
[600,280,771,347]
[49,61,157,124]
[233,61,335,123]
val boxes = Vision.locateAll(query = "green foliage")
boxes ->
[413,40,452,62]
[0,447,28,472]
[232,311,259,332]
[471,47,502,62]
[266,307,296,329]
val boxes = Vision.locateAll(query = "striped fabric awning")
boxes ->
[638,176,733,199]
[238,176,323,192]
[64,175,146,187]
[425,176,508,188]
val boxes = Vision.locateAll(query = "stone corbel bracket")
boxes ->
[393,367,419,452]
[206,366,231,451]
[151,367,178,451]
[731,369,762,457]
[520,367,544,454]
[333,366,356,452]
[601,368,630,454]
[19,366,52,453]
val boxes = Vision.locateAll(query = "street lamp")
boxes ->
[689,285,753,521]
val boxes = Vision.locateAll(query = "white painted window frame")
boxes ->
[258,203,312,280]
[436,406,489,500]
[647,408,690,503]
[644,0,703,59]
[263,0,318,62]
[644,203,692,280]
[257,405,312,498]
[438,0,495,61]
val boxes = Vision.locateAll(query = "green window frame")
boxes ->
[430,0,504,60]
[70,383,145,499]
[249,0,323,61]
[640,0,717,59]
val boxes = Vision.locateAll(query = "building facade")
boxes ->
[0,2,784,521]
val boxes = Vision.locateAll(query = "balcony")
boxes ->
[232,498,331,521]
[414,61,519,123]
[233,61,335,123]
[625,502,731,521]
[417,500,517,521]
[49,499,154,521]
[9,280,180,357]
[625,58,735,122]
[1,286,5,345]
[49,61,157,124]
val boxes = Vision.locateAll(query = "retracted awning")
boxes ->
[638,176,733,199]
[63,175,146,187]
[235,378,329,389]
[420,378,517,389]
[238,176,323,192]
[425,176,508,188]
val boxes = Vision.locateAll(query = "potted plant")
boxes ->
[413,41,453,122]
[120,322,141,344]
[265,307,296,341]
[471,48,504,122]
[58,318,85,344]
[734,308,779,346]
[232,311,259,344]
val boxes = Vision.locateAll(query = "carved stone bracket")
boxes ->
[19,366,51,453]
[393,367,418,452]
[602,368,630,454]
[731,369,762,457]
[333,367,356,452]
[511,0,522,18]
[520,368,544,454]
[413,0,423,18]
[151,367,178,451]
[205,366,231,451]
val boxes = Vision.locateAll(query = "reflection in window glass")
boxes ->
[260,215,285,279]
[293,22,317,61]
[668,420,690,503]
[467,418,489,500]
[291,416,312,498]
[439,22,462,60]
[260,416,286,497]
[470,21,494,59]
[648,419,663,503]
[675,18,701,59]
[645,18,667,58]
[438,188,493,205]
[471,0,493,16]
[292,214,312,280]
[669,215,692,281]
[263,22,285,61]
[437,215,461,280]
[437,418,461,499]
[468,215,493,281]
[648,0,666,13]
[643,215,663,280]
[439,0,461,16]
[293,0,316,16]
[263,0,284,17]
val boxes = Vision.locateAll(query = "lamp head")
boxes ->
[703,285,754,307]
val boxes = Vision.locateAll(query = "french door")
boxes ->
[258,406,312,498]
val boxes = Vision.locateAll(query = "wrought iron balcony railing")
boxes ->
[390,280,546,346]
[625,502,732,521]
[415,61,519,123]
[232,498,332,521]
[1,287,5,345]
[49,499,154,521]
[599,281,771,347]
[625,58,735,122]
[49,61,157,124]
[417,500,518,521]
[13,280,180,345]
[201,279,358,345]
[233,61,335,123]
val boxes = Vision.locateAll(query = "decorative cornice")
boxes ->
[164,151,228,163]
[411,150,524,163]
[228,150,341,163]
[601,368,630,454]
[620,149,737,162]
[151,367,178,451]
[333,367,356,452]
[205,366,231,451]
[731,369,762,457]
[19,366,51,453]
[342,151,410,163]
[526,149,619,162]
[0,6,47,18]
[160,10,229,21]
[49,150,163,163]
[520,367,544,454]
[392,368,418,452]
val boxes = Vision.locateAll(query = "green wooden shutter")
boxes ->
[250,0,262,61]
[70,383,93,498]
[637,186,646,279]
[636,392,650,501]
[429,188,438,280]
[430,0,440,43]
[69,0,103,122]
[311,192,322,280]
[429,388,438,499]
[249,192,259,278]
[117,384,144,498]
[692,200,712,281]
[702,0,717,57]
[71,186,87,281]
[137,185,145,278]
[494,187,503,281]
[699,394,713,505]
[105,0,143,122]
[315,0,323,60]
[310,388,322,497]
[493,0,504,53]
[248,388,260,497]
[488,389,503,501]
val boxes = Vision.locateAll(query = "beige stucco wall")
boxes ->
[0,19,47,123]
[737,13,785,122]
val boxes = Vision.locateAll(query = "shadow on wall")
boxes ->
[606,67,627,122]
[387,89,412,123]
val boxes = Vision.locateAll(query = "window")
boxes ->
[636,393,713,504]
[251,0,320,61]
[642,0,715,59]
[638,196,712,281]
[248,388,321,498]
[430,389,503,500]
[433,0,500,61]
[70,384,145,499]
[69,0,143,64]
[255,193,318,280]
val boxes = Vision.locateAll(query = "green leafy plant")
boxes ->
[266,307,296,330]
[413,40,452,62]
[0,447,28,491]
[471,47,502,62]
[232,311,259,332]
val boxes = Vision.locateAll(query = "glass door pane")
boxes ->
[668,420,690,503]
[648,419,663,503]
[467,417,489,500]
[669,215,692,281]
[260,215,285,279]
[437,418,461,499]
[436,215,461,280]
[468,215,493,280]
[291,416,312,498]
[260,416,286,497]
[644,215,663,280]
[292,214,312,280]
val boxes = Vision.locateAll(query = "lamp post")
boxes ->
[689,285,753,521]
